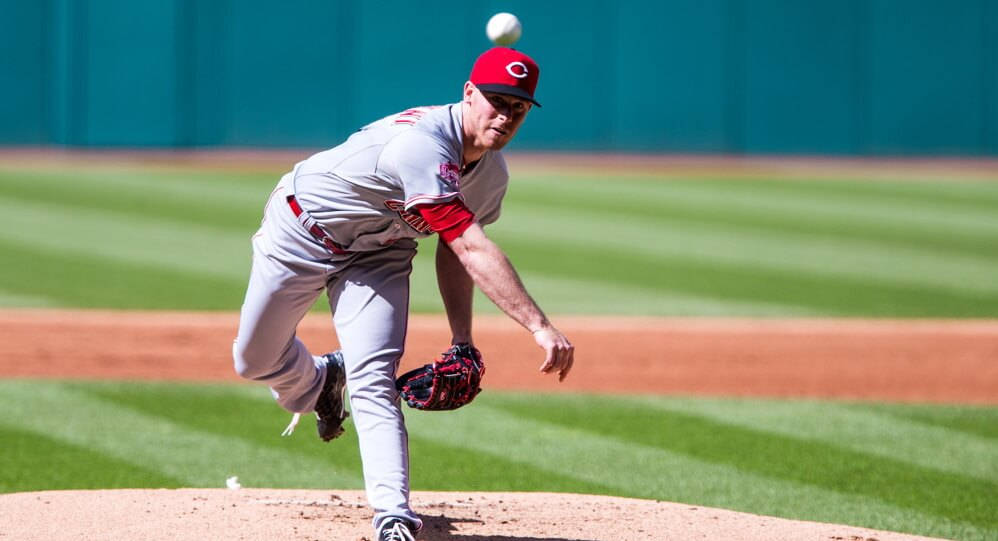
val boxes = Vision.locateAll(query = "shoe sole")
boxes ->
[317,353,349,442]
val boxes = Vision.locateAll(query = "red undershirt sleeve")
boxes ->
[414,199,476,243]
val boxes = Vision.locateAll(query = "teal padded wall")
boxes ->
[83,1,182,145]
[613,1,728,152]
[740,0,864,154]
[350,1,479,126]
[491,0,618,150]
[867,0,989,154]
[0,1,47,144]
[2,0,996,155]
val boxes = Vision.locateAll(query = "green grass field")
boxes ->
[1,160,996,540]
[1,380,994,540]
[0,163,996,315]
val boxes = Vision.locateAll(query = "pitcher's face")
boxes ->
[462,82,532,152]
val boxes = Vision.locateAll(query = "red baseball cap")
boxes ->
[469,47,541,107]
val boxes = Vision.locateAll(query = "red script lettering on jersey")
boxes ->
[384,199,434,234]
[392,106,440,125]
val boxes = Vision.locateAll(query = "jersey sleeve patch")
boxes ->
[438,162,461,185]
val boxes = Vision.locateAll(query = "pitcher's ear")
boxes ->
[463,82,476,103]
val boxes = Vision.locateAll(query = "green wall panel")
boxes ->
[82,0,181,146]
[350,1,480,131]
[1,0,996,155]
[0,1,47,143]
[867,0,988,154]
[46,0,83,145]
[741,0,863,154]
[612,0,727,151]
[221,1,349,146]
[985,0,998,154]
[496,1,612,150]
[188,0,227,146]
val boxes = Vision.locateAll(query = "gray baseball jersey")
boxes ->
[291,103,508,254]
[233,102,510,534]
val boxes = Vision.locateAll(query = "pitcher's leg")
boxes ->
[233,244,327,413]
[327,249,422,532]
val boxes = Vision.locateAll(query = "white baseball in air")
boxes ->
[486,12,522,46]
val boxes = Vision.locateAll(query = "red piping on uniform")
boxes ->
[286,195,349,255]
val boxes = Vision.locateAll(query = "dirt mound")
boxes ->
[0,488,948,541]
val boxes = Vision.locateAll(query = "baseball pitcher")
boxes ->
[232,47,574,541]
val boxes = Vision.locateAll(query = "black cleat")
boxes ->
[378,518,417,541]
[315,351,349,442]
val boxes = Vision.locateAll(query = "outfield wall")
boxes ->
[2,0,996,155]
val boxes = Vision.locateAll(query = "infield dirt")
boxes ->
[2,310,995,403]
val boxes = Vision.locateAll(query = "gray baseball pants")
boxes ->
[232,176,423,531]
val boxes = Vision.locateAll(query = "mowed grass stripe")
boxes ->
[0,169,272,230]
[0,382,363,489]
[0,239,244,309]
[213,382,627,497]
[404,400,986,540]
[487,395,997,529]
[490,235,994,317]
[0,164,280,194]
[507,272,825,316]
[41,382,764,506]
[0,197,251,280]
[408,242,825,316]
[511,167,998,205]
[508,178,998,259]
[496,203,998,296]
[2,163,996,316]
[408,439,618,494]
[11,166,995,261]
[858,402,998,441]
[0,425,183,491]
[707,176,998,212]
[512,174,998,237]
[66,382,619,498]
[628,396,998,482]
[506,175,998,263]
[79,381,364,477]
[0,290,58,307]
[2,382,991,539]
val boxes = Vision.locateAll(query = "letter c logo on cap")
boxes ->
[505,61,528,79]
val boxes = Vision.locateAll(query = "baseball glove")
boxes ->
[395,344,485,410]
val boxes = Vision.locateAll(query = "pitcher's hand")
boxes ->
[533,326,574,382]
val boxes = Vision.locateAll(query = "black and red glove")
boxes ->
[395,344,485,410]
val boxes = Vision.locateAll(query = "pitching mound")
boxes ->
[0,489,947,541]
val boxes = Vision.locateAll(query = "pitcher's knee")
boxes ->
[232,339,275,381]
